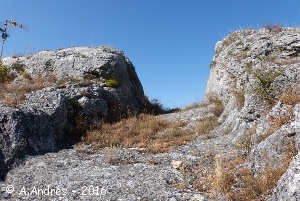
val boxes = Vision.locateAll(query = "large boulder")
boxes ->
[0,46,149,179]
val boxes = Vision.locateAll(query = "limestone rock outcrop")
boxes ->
[205,27,300,200]
[0,46,149,179]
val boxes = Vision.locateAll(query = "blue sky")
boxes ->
[1,0,299,108]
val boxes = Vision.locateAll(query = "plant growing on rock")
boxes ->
[105,78,119,87]
[0,62,11,83]
[21,71,31,79]
[251,68,283,105]
[263,23,283,33]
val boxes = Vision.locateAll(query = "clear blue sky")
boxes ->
[1,0,299,108]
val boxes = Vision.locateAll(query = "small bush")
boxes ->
[251,68,283,105]
[105,79,119,87]
[263,23,283,33]
[210,60,216,68]
[21,71,31,79]
[0,63,11,83]
[207,95,224,117]
[143,96,167,115]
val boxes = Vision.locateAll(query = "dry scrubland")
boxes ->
[0,25,300,200]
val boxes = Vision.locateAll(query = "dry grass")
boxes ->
[263,23,283,33]
[270,108,294,129]
[232,90,246,110]
[182,102,202,111]
[205,152,294,200]
[196,117,220,138]
[228,156,293,200]
[235,125,257,150]
[209,141,297,200]
[207,95,224,117]
[194,96,224,138]
[81,114,195,154]
[0,74,57,107]
[213,154,235,193]
[279,91,300,105]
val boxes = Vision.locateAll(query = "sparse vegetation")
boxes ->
[205,147,295,201]
[195,95,224,138]
[0,63,11,83]
[235,125,257,150]
[21,71,31,79]
[232,90,245,110]
[56,77,81,86]
[196,116,220,138]
[11,62,25,72]
[263,23,283,33]
[210,60,216,68]
[105,78,119,87]
[279,90,300,105]
[251,68,283,105]
[81,114,195,154]
[207,95,224,117]
[0,74,57,107]
[182,102,202,111]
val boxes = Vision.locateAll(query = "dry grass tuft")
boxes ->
[263,23,283,33]
[0,74,57,107]
[196,117,220,138]
[209,144,297,201]
[182,102,202,111]
[279,91,300,105]
[235,125,257,150]
[271,108,294,129]
[81,114,195,154]
[213,154,235,193]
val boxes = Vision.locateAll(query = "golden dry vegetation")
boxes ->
[81,114,195,154]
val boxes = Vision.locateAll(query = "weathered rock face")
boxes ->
[205,27,300,200]
[0,46,149,179]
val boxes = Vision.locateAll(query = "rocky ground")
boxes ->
[0,106,239,201]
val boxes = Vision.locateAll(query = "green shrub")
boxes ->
[11,62,25,72]
[0,63,10,83]
[105,79,119,87]
[21,71,31,79]
[251,68,283,105]
[210,60,216,68]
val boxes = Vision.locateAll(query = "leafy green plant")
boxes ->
[0,63,10,83]
[105,79,119,87]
